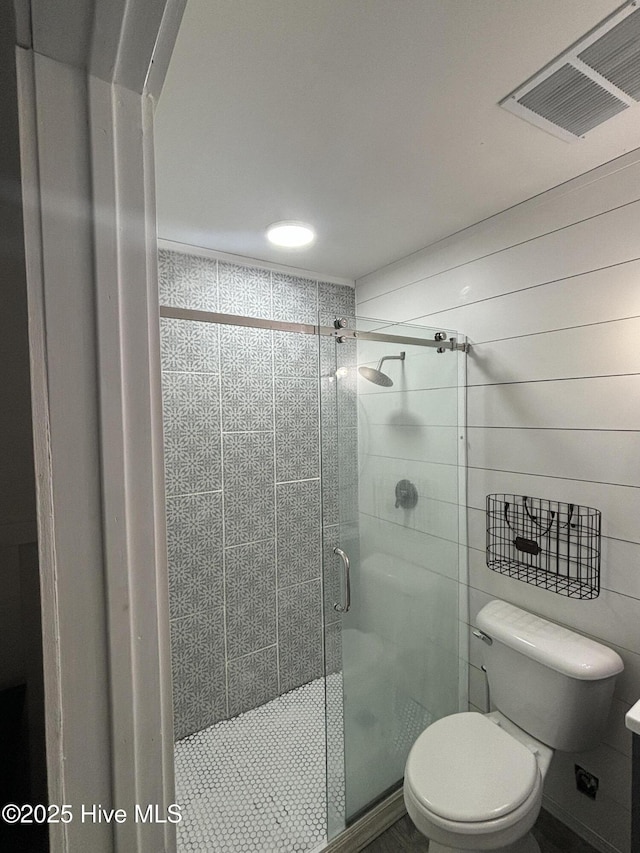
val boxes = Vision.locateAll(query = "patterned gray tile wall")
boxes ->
[159,249,356,739]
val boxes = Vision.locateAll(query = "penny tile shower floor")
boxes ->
[175,678,333,853]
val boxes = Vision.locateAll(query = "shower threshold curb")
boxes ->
[316,789,406,853]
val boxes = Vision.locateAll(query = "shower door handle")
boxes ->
[333,548,351,613]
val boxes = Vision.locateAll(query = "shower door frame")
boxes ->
[160,305,468,352]
[321,314,468,838]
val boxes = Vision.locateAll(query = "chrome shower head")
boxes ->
[358,352,405,387]
[358,366,394,387]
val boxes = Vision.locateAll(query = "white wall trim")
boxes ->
[16,44,68,853]
[13,0,31,48]
[144,0,188,101]
[89,75,176,852]
[28,0,187,95]
[158,237,356,288]
[16,2,184,851]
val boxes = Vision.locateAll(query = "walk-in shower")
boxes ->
[158,249,467,852]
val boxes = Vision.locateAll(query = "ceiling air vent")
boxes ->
[500,1,640,142]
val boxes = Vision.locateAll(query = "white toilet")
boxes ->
[404,599,624,853]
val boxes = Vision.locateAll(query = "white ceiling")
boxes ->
[154,0,640,281]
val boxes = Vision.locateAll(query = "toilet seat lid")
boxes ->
[405,712,539,823]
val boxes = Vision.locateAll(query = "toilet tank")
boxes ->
[476,600,624,752]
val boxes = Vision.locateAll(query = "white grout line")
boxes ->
[215,259,232,721]
[271,299,282,696]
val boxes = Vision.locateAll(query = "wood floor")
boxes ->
[362,809,599,853]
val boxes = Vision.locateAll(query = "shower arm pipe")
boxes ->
[160,305,469,352]
[376,352,405,372]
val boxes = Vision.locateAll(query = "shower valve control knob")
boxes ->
[395,479,418,509]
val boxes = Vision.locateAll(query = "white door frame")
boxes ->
[15,2,185,850]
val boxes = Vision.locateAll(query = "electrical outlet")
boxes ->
[575,764,599,800]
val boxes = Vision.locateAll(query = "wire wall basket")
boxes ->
[486,494,601,599]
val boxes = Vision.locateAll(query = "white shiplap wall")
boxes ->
[356,148,640,853]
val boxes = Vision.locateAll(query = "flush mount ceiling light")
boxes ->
[266,221,315,248]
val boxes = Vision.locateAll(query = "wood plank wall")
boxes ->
[356,148,640,853]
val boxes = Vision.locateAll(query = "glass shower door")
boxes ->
[320,315,465,834]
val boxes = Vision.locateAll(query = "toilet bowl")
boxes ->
[404,711,552,852]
